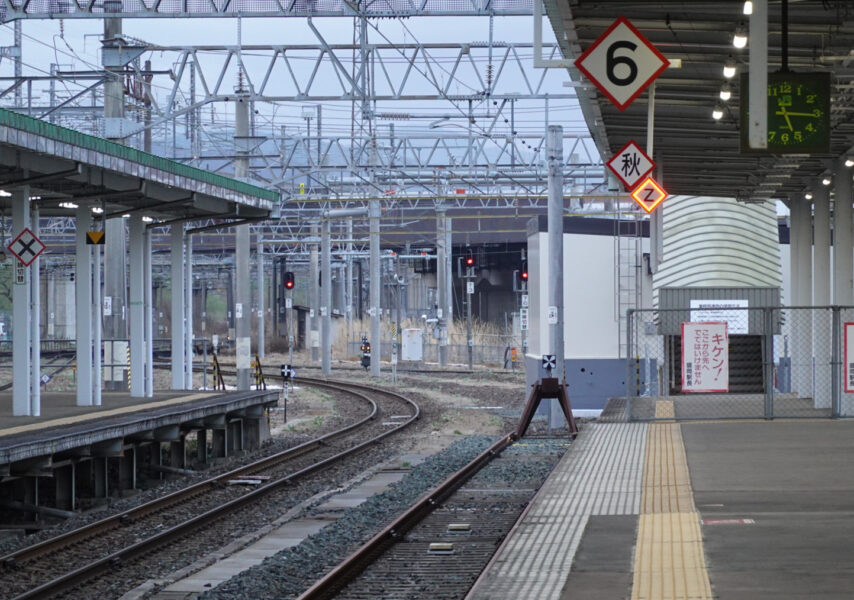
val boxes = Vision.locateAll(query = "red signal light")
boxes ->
[284,271,295,289]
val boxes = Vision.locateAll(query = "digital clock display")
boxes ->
[739,71,831,154]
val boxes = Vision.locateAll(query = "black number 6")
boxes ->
[606,40,638,86]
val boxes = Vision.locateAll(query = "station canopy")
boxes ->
[0,108,277,220]
[545,0,854,201]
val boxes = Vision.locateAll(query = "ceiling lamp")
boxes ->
[712,105,724,120]
[723,56,737,78]
[805,192,814,200]
[733,25,748,49]
[91,206,104,214]
[719,83,732,102]
[845,158,854,168]
[822,176,832,186]
[59,201,78,209]
[743,1,753,15]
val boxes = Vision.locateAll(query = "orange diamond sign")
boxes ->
[631,176,667,213]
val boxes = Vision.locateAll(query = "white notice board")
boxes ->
[845,323,854,393]
[681,322,729,393]
[690,299,748,334]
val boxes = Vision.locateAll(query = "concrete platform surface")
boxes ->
[470,418,854,599]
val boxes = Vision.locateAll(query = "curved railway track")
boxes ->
[0,377,419,600]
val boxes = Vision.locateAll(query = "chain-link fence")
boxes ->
[346,331,522,368]
[625,306,854,421]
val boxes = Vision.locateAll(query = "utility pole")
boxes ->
[369,200,381,377]
[234,92,251,390]
[102,6,127,390]
[321,218,331,375]
[436,204,448,367]
[466,259,473,371]
[310,222,320,362]
[547,125,565,428]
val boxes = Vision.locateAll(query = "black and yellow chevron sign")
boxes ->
[86,231,105,245]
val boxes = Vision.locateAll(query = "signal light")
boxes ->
[465,251,475,267]
[284,271,295,290]
[520,262,528,282]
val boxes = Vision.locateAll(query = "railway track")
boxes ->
[0,377,419,600]
[296,435,570,600]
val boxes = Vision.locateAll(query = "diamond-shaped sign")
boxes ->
[575,16,669,111]
[607,140,655,190]
[7,227,46,266]
[631,177,668,213]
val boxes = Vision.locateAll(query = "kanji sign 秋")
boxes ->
[575,16,669,111]
[7,227,46,266]
[630,176,667,213]
[681,322,729,393]
[607,140,655,189]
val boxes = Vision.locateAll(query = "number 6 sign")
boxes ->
[575,16,669,111]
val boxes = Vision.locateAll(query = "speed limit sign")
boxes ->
[575,16,669,111]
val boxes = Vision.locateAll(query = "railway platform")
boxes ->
[0,389,280,517]
[469,411,854,599]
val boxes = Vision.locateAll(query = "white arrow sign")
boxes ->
[575,16,669,111]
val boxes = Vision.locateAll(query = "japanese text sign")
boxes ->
[681,322,729,393]
[607,140,655,189]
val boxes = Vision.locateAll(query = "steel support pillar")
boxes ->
[75,203,93,407]
[834,159,853,305]
[257,240,265,359]
[144,227,153,397]
[436,205,448,367]
[13,188,31,415]
[310,222,320,362]
[93,230,102,406]
[184,233,193,389]
[346,219,354,327]
[170,225,185,389]
[235,223,251,390]
[370,200,381,377]
[814,186,831,408]
[791,195,813,398]
[321,218,332,375]
[30,202,40,416]
[128,215,145,398]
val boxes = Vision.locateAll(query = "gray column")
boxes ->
[30,203,40,416]
[791,196,813,398]
[257,240,265,359]
[144,228,153,397]
[814,186,831,408]
[547,124,566,386]
[184,233,193,389]
[93,238,102,406]
[12,189,31,415]
[834,160,853,305]
[346,219,354,327]
[321,219,331,375]
[128,215,145,398]
[75,203,92,407]
[103,16,127,391]
[234,95,251,391]
[436,205,448,367]
[370,200,381,377]
[444,214,453,327]
[170,225,185,389]
[310,222,320,362]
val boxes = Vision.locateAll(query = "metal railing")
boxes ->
[625,305,854,421]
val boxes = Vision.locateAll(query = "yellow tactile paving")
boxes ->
[0,393,216,438]
[655,400,675,419]
[632,423,712,600]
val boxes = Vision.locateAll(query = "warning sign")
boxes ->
[86,231,105,245]
[7,227,45,266]
[681,322,729,393]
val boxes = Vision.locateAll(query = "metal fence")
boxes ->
[346,332,522,368]
[625,306,854,421]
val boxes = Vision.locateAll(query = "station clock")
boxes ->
[739,71,831,154]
